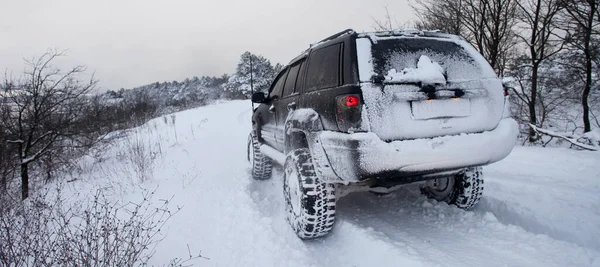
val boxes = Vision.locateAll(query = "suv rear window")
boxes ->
[305,43,341,91]
[369,38,495,82]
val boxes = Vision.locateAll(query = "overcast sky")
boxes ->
[1,0,415,91]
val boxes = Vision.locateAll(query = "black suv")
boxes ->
[248,29,518,239]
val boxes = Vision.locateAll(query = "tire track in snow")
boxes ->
[236,107,253,125]
[247,169,437,267]
[333,188,599,267]
[149,101,318,267]
[248,172,598,267]
[476,196,593,250]
[484,160,600,251]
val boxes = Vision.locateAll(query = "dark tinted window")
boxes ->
[296,59,307,91]
[282,61,303,97]
[305,44,341,91]
[269,68,288,99]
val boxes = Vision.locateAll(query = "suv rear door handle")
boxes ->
[269,105,275,113]
[287,102,297,110]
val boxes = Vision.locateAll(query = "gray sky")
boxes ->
[1,0,415,91]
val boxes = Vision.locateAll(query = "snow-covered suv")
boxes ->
[248,29,518,239]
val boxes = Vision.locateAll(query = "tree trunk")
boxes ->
[1,174,6,194]
[529,63,539,143]
[582,64,592,132]
[455,0,463,35]
[21,163,29,200]
[529,64,538,143]
[582,4,594,133]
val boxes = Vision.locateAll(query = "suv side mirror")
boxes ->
[251,92,268,103]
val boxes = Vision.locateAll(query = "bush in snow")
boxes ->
[582,128,600,148]
[116,127,163,183]
[0,188,205,266]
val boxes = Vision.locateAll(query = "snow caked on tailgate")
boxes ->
[356,35,504,141]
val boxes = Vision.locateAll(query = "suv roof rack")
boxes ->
[310,29,356,48]
[357,29,461,42]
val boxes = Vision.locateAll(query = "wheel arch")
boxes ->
[284,109,323,154]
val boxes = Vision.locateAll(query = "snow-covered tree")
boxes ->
[224,52,279,99]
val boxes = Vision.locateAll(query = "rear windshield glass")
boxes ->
[371,38,494,82]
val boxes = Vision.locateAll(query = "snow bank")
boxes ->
[583,128,600,147]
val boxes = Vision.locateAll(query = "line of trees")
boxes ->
[409,0,600,143]
[100,51,281,114]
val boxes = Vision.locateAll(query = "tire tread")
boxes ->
[284,148,336,239]
[249,133,273,180]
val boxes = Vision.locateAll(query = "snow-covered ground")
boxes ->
[65,100,600,267]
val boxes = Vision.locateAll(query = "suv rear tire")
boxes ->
[248,132,273,180]
[421,167,484,210]
[283,148,336,239]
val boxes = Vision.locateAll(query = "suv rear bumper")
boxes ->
[308,118,519,183]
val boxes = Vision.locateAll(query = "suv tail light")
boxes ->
[345,95,360,107]
[336,94,362,132]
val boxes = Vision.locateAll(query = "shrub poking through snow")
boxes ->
[0,188,206,266]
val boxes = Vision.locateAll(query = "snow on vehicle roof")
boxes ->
[357,30,464,44]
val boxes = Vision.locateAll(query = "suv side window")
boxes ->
[296,59,307,91]
[269,68,288,99]
[282,60,304,97]
[305,43,342,91]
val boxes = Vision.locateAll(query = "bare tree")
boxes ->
[511,0,565,142]
[373,6,411,31]
[410,0,465,35]
[411,0,518,75]
[463,0,519,75]
[1,79,14,194]
[507,55,574,140]
[557,0,600,133]
[2,50,97,200]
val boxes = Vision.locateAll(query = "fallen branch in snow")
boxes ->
[529,124,598,151]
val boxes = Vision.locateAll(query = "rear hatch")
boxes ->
[356,34,504,141]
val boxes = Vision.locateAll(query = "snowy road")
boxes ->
[73,101,600,267]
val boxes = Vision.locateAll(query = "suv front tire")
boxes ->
[248,132,273,180]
